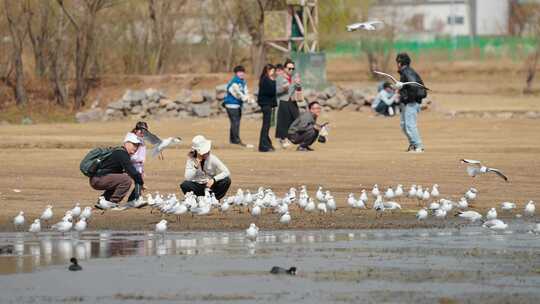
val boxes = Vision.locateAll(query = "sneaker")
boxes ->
[280,139,291,149]
[297,146,312,152]
[406,144,414,152]
[413,147,425,153]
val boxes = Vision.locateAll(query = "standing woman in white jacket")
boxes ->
[179,135,231,200]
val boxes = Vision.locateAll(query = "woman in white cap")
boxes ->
[180,135,231,200]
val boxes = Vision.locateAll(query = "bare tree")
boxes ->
[56,0,115,109]
[523,9,540,94]
[3,0,30,106]
[48,10,69,106]
[25,0,50,77]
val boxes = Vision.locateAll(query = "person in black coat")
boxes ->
[257,64,277,152]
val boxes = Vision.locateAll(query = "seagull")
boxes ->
[316,187,325,202]
[40,205,53,226]
[486,208,497,220]
[13,211,25,230]
[371,184,380,197]
[524,200,535,216]
[71,203,81,218]
[280,212,291,224]
[246,223,259,241]
[305,198,316,212]
[461,159,508,182]
[383,201,401,210]
[422,190,430,201]
[408,185,417,198]
[143,129,182,160]
[95,197,118,212]
[430,184,440,198]
[52,218,72,234]
[457,197,469,209]
[373,70,430,90]
[155,219,167,234]
[80,207,92,221]
[360,190,368,202]
[384,187,395,200]
[29,219,41,233]
[251,205,261,217]
[74,218,87,233]
[465,188,478,201]
[456,210,482,222]
[346,20,383,32]
[482,219,508,230]
[416,209,428,221]
[347,193,357,207]
[434,208,447,219]
[317,202,327,214]
[395,185,404,197]
[501,202,516,212]
[326,196,337,212]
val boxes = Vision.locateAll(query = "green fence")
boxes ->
[328,36,539,61]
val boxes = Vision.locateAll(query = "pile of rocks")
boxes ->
[75,85,376,123]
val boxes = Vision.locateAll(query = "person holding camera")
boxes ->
[275,59,302,148]
[179,135,231,200]
[287,101,327,152]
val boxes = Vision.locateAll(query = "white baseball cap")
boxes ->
[124,133,142,145]
[191,135,211,154]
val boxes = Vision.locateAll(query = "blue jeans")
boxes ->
[400,103,423,148]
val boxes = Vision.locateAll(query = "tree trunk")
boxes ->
[26,0,50,77]
[4,0,29,106]
[524,43,540,94]
[49,13,68,106]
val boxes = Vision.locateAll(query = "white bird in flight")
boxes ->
[373,71,430,90]
[460,159,508,182]
[143,129,182,160]
[346,20,383,32]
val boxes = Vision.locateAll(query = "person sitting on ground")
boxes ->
[223,65,253,148]
[287,101,327,152]
[180,135,231,200]
[372,82,398,116]
[90,133,144,208]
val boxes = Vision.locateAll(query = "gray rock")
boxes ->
[122,90,147,103]
[145,88,164,102]
[215,84,227,94]
[131,106,143,114]
[325,93,348,110]
[202,90,215,102]
[192,103,211,117]
[108,100,126,110]
[317,92,329,101]
[324,86,337,99]
[191,91,205,103]
[166,102,179,111]
[75,108,104,123]
[175,89,192,104]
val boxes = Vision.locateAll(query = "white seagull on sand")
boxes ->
[143,129,182,160]
[501,202,516,212]
[416,209,428,221]
[280,212,291,224]
[456,210,483,222]
[13,211,25,230]
[461,159,508,182]
[486,208,497,220]
[482,219,508,231]
[346,20,383,32]
[524,200,535,217]
[40,205,53,225]
[373,71,430,90]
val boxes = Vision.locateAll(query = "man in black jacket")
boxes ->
[90,133,144,206]
[396,53,425,152]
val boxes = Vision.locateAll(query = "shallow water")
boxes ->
[0,224,539,303]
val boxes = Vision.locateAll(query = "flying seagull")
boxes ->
[346,20,383,32]
[143,129,182,160]
[460,159,508,182]
[373,71,430,90]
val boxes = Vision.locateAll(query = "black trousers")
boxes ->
[180,177,231,200]
[127,183,142,202]
[288,128,319,148]
[226,107,242,144]
[259,105,274,151]
[276,101,299,139]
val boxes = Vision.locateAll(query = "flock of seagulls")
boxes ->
[13,203,92,234]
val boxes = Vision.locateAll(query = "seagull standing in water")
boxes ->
[456,210,483,223]
[461,159,509,182]
[486,208,497,220]
[143,129,182,160]
[29,219,41,233]
[74,218,87,233]
[524,201,535,217]
[155,219,168,235]
[373,71,430,90]
[246,223,259,241]
[40,205,53,227]
[13,211,25,230]
[482,219,508,231]
[416,209,428,221]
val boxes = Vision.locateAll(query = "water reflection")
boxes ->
[0,224,537,275]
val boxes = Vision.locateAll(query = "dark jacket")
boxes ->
[398,65,425,104]
[97,148,144,185]
[257,76,277,108]
[288,111,316,135]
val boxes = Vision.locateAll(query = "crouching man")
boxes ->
[287,101,327,152]
[88,133,144,208]
[180,135,231,200]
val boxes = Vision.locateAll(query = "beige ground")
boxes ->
[0,108,538,231]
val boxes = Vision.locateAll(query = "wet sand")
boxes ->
[0,226,539,303]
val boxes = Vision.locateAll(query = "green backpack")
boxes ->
[80,146,122,177]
